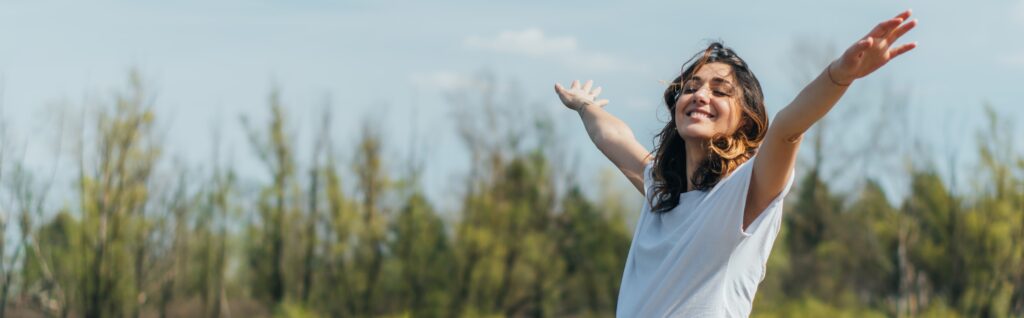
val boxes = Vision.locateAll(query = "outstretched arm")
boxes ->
[745,10,918,228]
[555,80,651,195]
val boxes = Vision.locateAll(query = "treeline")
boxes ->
[0,71,1021,317]
[4,71,632,318]
[754,105,1024,317]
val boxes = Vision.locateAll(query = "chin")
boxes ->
[675,126,715,141]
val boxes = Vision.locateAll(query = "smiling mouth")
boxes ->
[685,111,715,120]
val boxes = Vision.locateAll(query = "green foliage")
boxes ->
[752,295,889,318]
[274,301,322,318]
[243,89,299,306]
[74,70,162,317]
[390,192,453,317]
[755,103,1024,317]
[9,72,1024,317]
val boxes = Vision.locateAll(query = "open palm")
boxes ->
[554,80,609,111]
[831,10,918,84]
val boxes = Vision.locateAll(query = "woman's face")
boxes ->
[674,62,744,142]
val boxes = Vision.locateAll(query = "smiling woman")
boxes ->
[554,9,918,318]
[652,44,768,215]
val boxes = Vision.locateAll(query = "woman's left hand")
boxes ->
[830,9,918,85]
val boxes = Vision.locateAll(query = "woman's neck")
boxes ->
[682,137,708,192]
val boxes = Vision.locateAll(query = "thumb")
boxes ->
[593,99,610,108]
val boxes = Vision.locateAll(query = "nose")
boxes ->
[693,85,711,105]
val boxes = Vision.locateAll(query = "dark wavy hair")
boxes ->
[649,42,768,213]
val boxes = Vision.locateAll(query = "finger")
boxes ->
[571,80,580,90]
[593,99,609,108]
[877,10,911,38]
[893,9,912,21]
[591,86,603,97]
[868,18,903,38]
[582,80,593,92]
[886,19,917,44]
[889,42,917,59]
[882,10,911,38]
[554,83,566,94]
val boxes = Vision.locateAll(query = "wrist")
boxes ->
[827,61,853,86]
[576,101,598,113]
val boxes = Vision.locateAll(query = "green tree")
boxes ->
[554,185,631,316]
[71,70,162,317]
[242,89,300,307]
[351,123,392,315]
[391,191,453,316]
[191,166,234,318]
[952,106,1024,317]
[315,153,359,317]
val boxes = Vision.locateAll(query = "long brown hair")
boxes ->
[649,42,768,213]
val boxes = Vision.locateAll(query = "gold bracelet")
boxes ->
[827,65,851,87]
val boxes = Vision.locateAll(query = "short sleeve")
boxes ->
[700,156,796,239]
[740,164,795,236]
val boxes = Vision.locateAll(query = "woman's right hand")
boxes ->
[554,80,609,111]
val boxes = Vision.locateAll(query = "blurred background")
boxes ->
[0,0,1022,317]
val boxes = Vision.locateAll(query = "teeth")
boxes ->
[688,111,712,119]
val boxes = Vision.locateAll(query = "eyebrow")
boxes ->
[689,76,733,85]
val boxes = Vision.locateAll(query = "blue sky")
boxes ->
[1,0,1023,212]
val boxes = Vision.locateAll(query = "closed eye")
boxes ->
[680,78,734,97]
[681,80,700,94]
[682,76,736,97]
[681,85,731,97]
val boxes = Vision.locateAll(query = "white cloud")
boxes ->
[463,28,644,72]
[464,28,577,57]
[408,71,487,92]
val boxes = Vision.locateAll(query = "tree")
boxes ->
[351,123,391,315]
[242,89,299,307]
[74,70,161,317]
[391,191,452,316]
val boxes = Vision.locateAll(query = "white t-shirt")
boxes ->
[616,156,795,317]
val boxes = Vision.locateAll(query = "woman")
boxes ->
[554,10,917,317]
